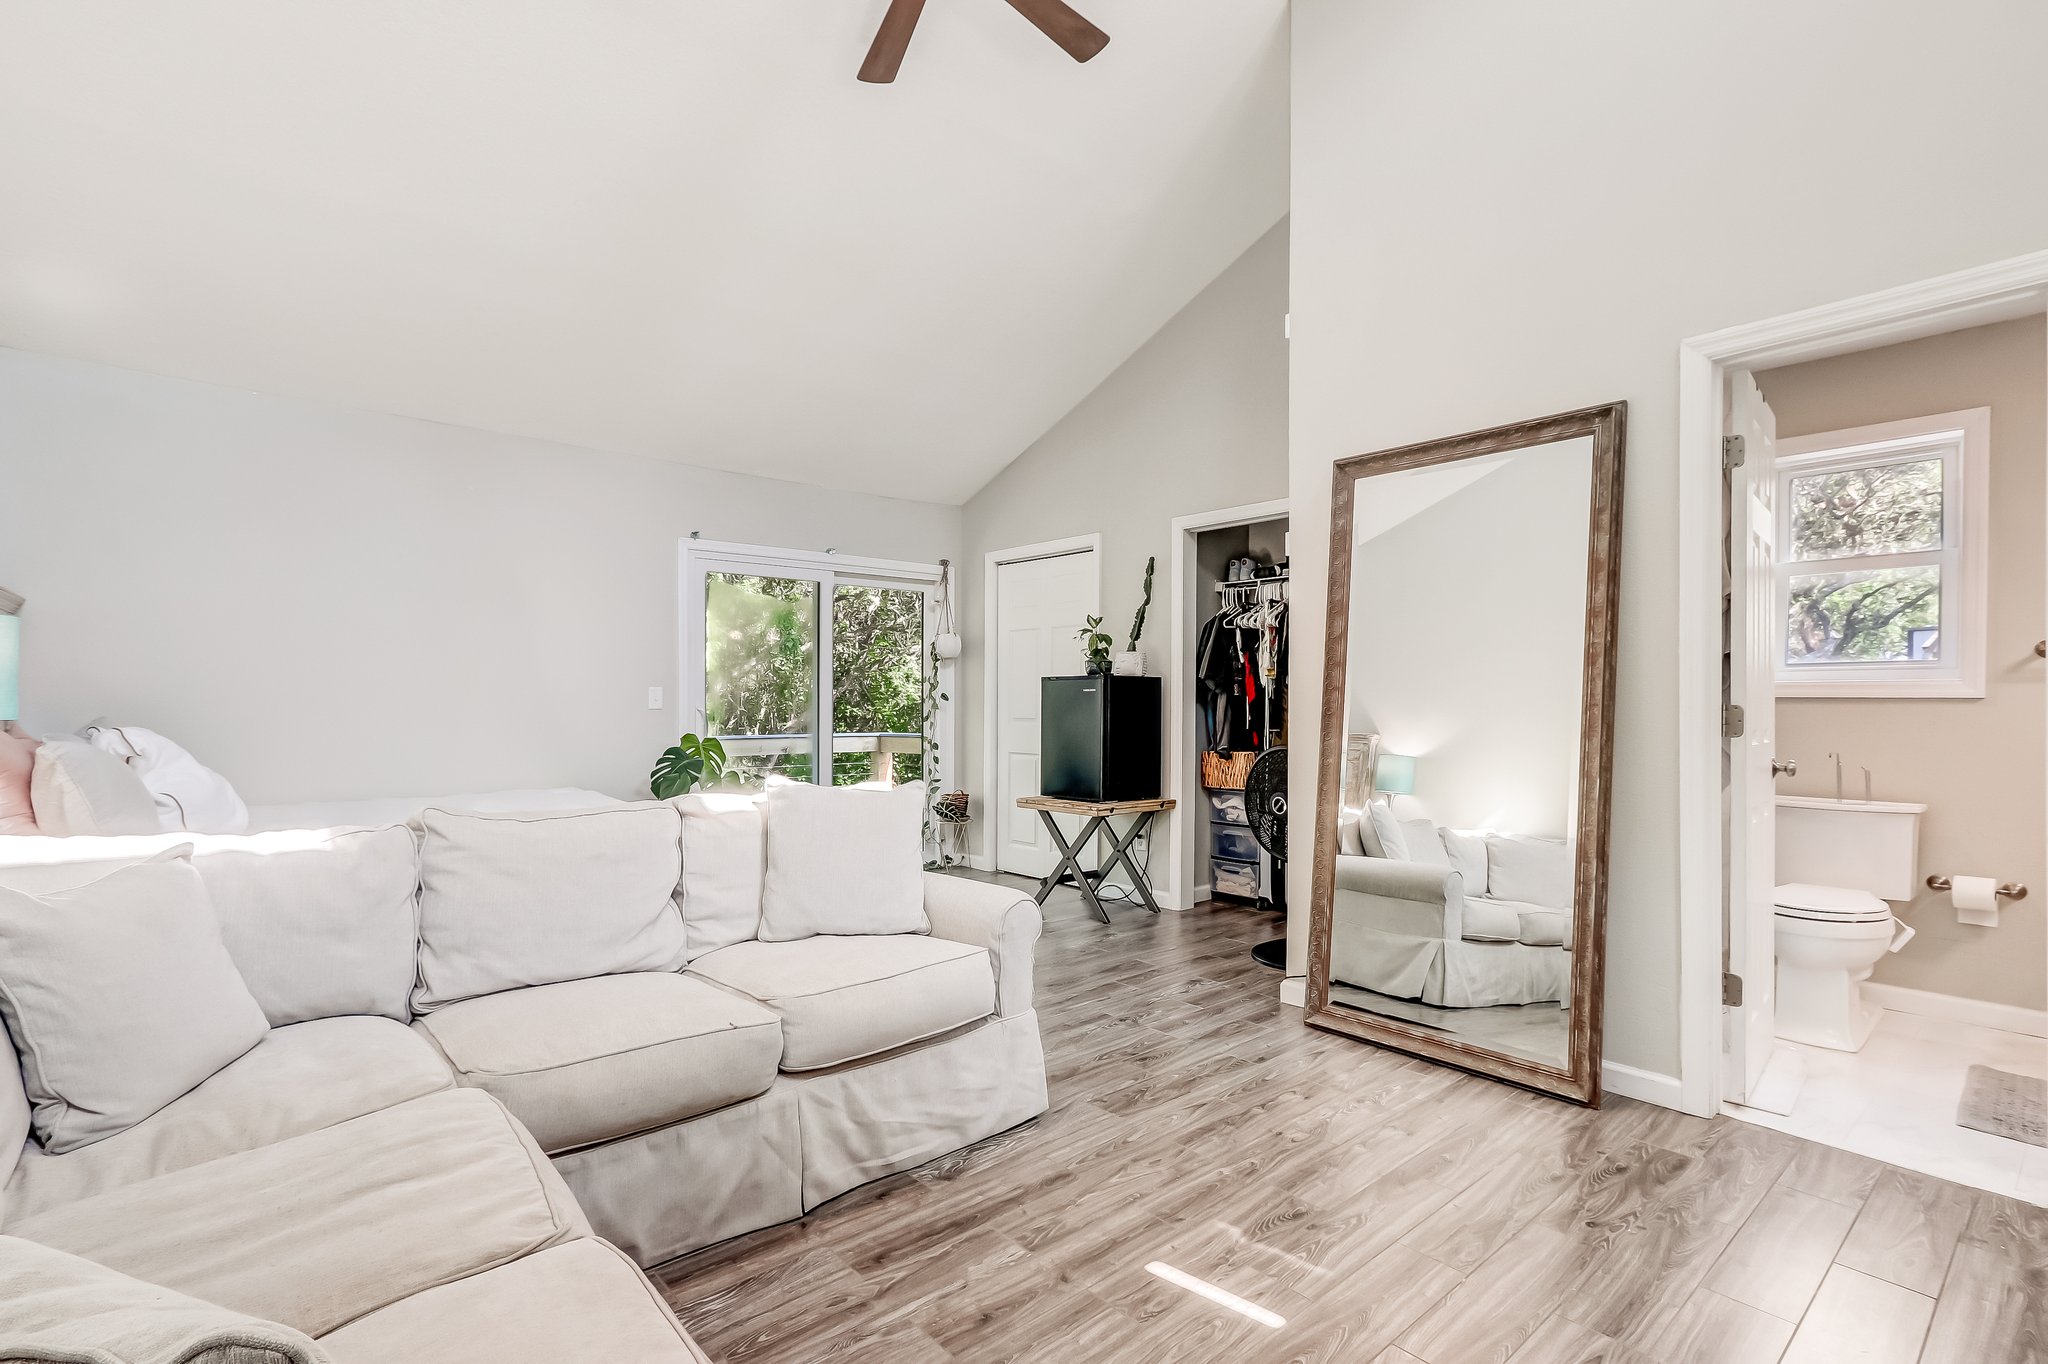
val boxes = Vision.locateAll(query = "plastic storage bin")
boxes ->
[1212,857,1260,898]
[1211,823,1259,863]
[1207,790,1249,826]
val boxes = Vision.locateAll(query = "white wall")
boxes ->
[1290,0,2048,1078]
[1346,443,1592,836]
[959,219,1290,869]
[0,349,960,805]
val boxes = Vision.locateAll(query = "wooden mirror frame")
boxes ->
[1304,402,1627,1105]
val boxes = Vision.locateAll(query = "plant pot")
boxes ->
[934,632,962,661]
[1112,651,1146,677]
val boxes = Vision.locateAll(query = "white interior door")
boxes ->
[1725,370,1780,1104]
[994,549,1097,877]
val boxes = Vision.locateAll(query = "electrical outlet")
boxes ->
[646,687,664,710]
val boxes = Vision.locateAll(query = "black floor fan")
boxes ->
[1244,748,1289,970]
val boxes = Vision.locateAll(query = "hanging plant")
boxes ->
[921,639,952,866]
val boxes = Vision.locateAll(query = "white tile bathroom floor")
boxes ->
[1725,1008,2048,1205]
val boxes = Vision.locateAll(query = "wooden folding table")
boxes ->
[1015,795,1176,923]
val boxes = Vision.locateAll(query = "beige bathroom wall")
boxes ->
[1757,317,2047,1013]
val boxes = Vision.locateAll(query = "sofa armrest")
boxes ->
[0,1233,325,1363]
[923,872,1041,1018]
[1333,854,1465,940]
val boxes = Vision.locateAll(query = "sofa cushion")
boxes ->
[1362,801,1406,860]
[0,828,422,1029]
[414,804,687,1013]
[672,792,765,962]
[0,847,270,1154]
[193,825,421,1026]
[1439,828,1489,895]
[10,1089,589,1338]
[688,935,995,1072]
[5,1015,453,1221]
[26,737,159,836]
[1486,833,1574,910]
[318,1238,711,1363]
[1399,817,1450,869]
[1459,896,1527,943]
[757,783,927,942]
[413,974,781,1154]
[1512,903,1570,948]
[0,1234,326,1364]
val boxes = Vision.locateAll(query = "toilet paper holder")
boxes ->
[1926,875,2028,901]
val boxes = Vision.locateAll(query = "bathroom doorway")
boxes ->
[1706,307,2048,1202]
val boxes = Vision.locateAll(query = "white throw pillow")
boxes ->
[84,725,249,835]
[1363,801,1408,860]
[26,739,159,837]
[1338,809,1367,858]
[1486,833,1575,910]
[1399,817,1450,869]
[673,792,766,961]
[413,803,686,1013]
[758,783,928,941]
[0,847,269,1153]
[1439,828,1490,896]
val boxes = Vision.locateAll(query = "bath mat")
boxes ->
[1957,1065,2048,1147]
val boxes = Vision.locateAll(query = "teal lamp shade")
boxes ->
[1374,752,1417,797]
[0,614,17,723]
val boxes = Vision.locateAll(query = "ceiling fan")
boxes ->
[859,0,1110,84]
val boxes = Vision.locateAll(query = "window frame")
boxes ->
[1773,407,1990,699]
[677,538,948,788]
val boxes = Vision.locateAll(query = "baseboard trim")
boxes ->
[1863,982,2048,1038]
[1279,976,1306,1008]
[1602,1061,1684,1110]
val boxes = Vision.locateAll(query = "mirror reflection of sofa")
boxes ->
[1332,801,1573,1008]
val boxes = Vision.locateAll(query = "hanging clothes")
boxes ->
[1196,583,1288,755]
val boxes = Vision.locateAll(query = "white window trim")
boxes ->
[1773,407,1989,699]
[676,537,951,790]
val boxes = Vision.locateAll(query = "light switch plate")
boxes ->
[646,687,664,710]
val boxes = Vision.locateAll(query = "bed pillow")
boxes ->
[27,738,159,837]
[0,846,270,1153]
[0,729,39,834]
[1362,801,1407,860]
[84,724,250,835]
[413,803,686,1013]
[1486,833,1575,910]
[758,782,927,941]
[1439,828,1489,896]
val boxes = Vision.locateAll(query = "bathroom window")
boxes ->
[1774,408,1989,698]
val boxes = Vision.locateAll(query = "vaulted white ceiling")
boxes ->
[0,1,1288,504]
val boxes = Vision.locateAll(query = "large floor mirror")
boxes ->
[1305,404,1626,1104]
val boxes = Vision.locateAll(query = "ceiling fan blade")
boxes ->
[859,0,928,83]
[1001,0,1110,63]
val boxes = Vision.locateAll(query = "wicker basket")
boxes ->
[1200,750,1257,791]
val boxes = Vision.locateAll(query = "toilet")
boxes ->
[1773,796,1925,1052]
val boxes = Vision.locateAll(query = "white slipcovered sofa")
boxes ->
[1332,802,1573,1008]
[0,789,1047,1361]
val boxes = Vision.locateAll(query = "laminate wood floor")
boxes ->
[655,880,2048,1363]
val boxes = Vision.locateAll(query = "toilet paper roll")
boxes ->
[1951,874,2000,927]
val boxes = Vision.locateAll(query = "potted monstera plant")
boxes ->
[649,733,730,800]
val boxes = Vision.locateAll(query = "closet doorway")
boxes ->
[1167,499,1290,910]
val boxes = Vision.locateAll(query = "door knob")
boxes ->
[1772,758,1797,777]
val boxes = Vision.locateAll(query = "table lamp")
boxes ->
[0,588,20,725]
[1374,751,1417,799]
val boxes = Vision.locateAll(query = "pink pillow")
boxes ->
[0,730,40,834]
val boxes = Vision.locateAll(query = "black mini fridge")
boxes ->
[1040,675,1161,802]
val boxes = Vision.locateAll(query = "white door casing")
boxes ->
[1724,370,1779,1104]
[992,548,1098,877]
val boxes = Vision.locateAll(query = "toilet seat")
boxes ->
[1773,882,1891,924]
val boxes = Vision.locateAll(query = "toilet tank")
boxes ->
[1776,796,1925,903]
